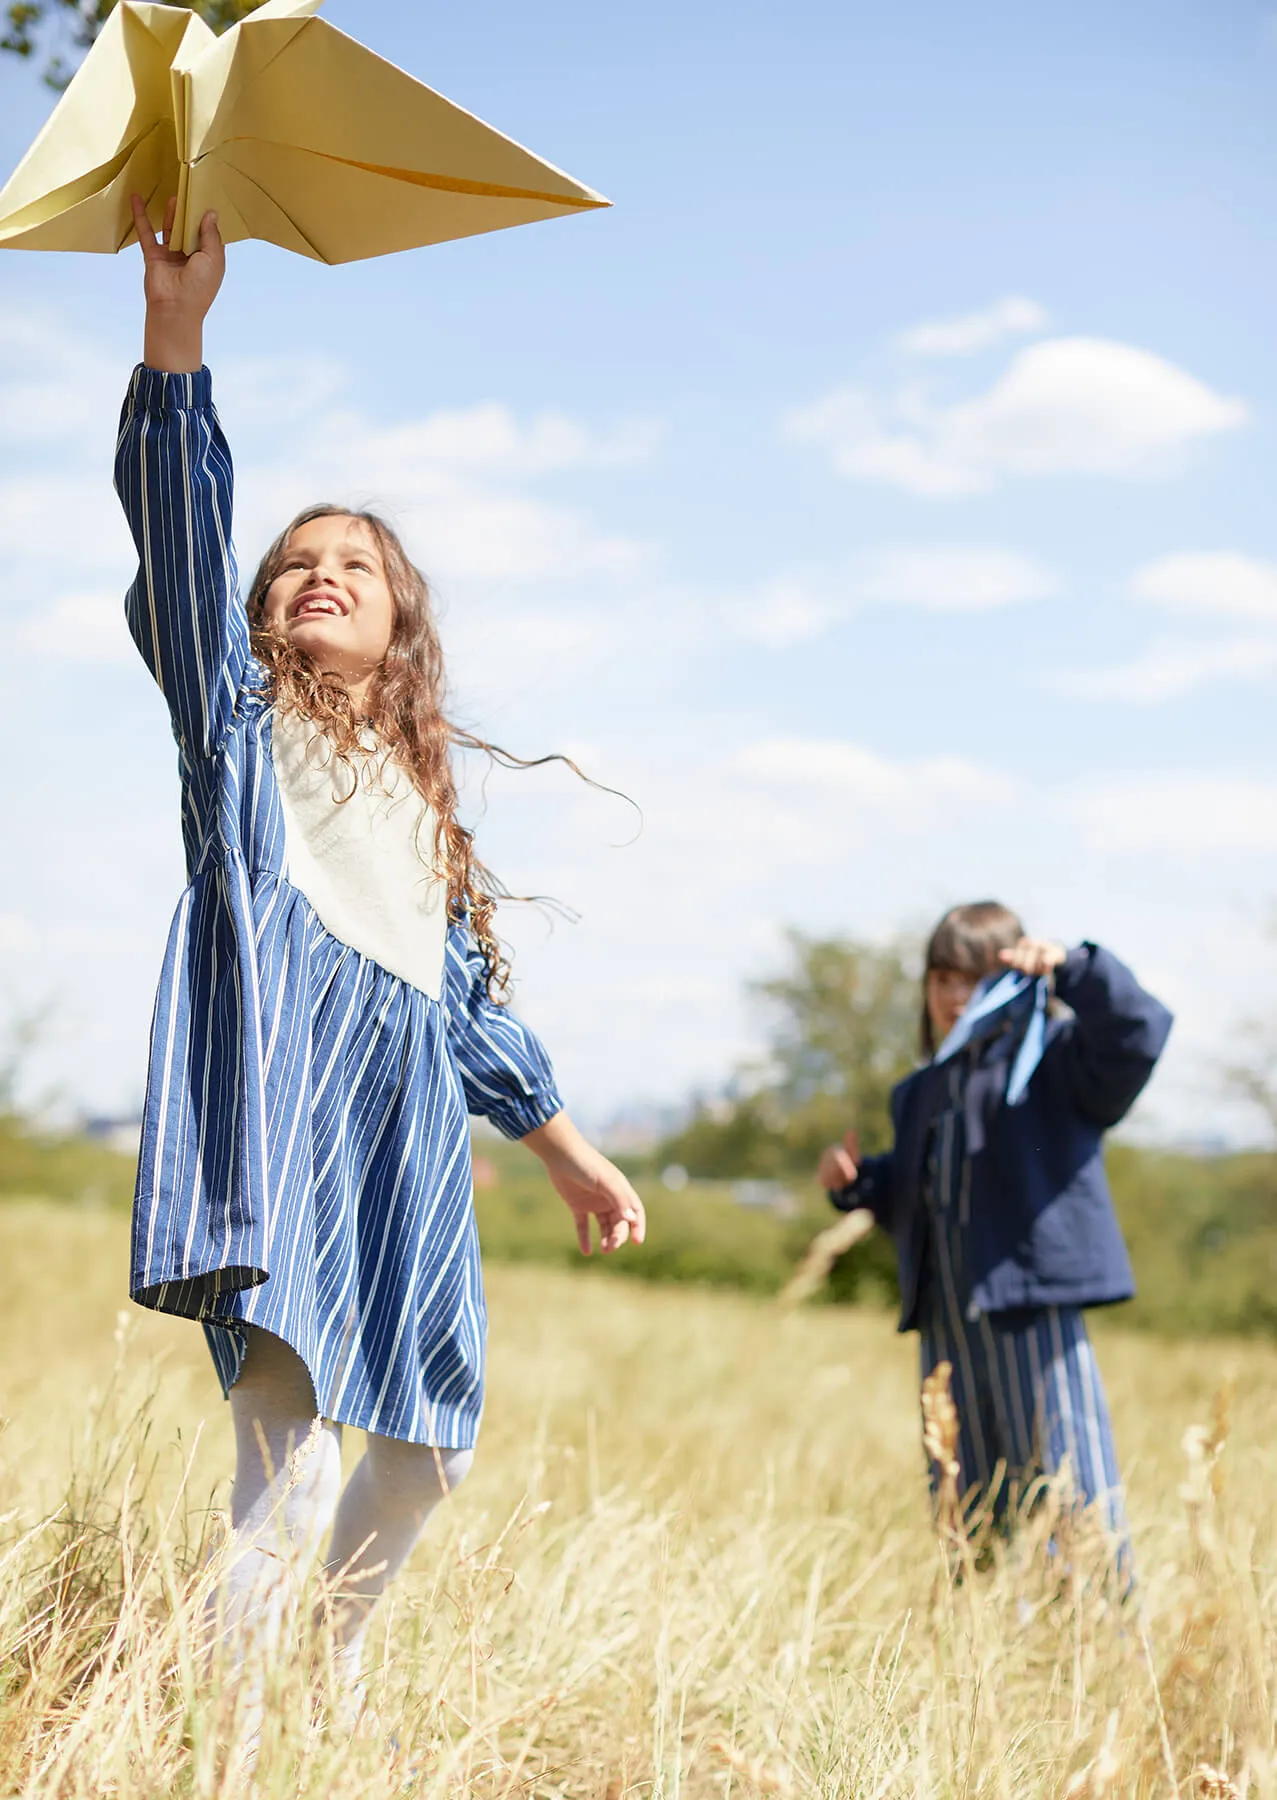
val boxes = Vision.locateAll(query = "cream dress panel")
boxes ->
[271,708,449,1002]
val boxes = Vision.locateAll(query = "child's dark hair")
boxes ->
[247,503,585,999]
[920,900,1025,1057]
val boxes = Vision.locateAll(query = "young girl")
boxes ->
[118,196,645,1711]
[817,901,1172,1555]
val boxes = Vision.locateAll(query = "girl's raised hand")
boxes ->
[817,1127,859,1193]
[999,936,1067,978]
[521,1113,647,1255]
[131,194,225,373]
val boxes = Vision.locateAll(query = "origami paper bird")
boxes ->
[0,0,609,262]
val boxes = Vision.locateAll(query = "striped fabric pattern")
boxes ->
[115,364,564,1448]
[918,1055,1128,1549]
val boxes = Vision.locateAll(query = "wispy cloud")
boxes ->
[1132,552,1277,622]
[0,317,659,671]
[786,337,1247,496]
[1054,551,1277,703]
[14,591,135,664]
[731,737,1021,816]
[1056,636,1277,704]
[729,546,1057,647]
[896,296,1050,358]
[1059,772,1277,855]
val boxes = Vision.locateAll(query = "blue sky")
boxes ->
[0,0,1274,1142]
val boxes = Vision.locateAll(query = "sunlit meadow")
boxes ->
[0,1199,1273,1798]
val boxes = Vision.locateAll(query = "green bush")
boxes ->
[471,1136,828,1297]
[0,1114,137,1210]
[5,1102,1276,1342]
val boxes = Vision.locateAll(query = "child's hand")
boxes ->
[817,1128,859,1192]
[521,1113,647,1255]
[131,194,225,373]
[999,937,1067,978]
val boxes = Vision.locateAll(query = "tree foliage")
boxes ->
[653,930,921,1306]
[1,0,265,89]
[658,930,921,1182]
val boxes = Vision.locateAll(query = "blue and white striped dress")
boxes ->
[115,364,564,1448]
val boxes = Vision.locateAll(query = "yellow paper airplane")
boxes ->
[0,0,609,262]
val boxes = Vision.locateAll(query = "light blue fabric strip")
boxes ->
[934,969,1049,1106]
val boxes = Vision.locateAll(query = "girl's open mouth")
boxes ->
[292,593,348,620]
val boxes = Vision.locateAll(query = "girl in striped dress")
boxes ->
[118,197,646,1709]
[818,901,1171,1565]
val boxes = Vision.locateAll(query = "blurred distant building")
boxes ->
[81,1115,142,1157]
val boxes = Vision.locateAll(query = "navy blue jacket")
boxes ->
[830,944,1173,1332]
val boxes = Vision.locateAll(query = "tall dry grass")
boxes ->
[1,1199,1276,1796]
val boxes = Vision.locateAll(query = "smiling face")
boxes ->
[260,513,395,701]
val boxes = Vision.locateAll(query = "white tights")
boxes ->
[214,1327,472,1704]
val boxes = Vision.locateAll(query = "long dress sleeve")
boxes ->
[114,364,248,760]
[828,1152,895,1229]
[442,921,565,1139]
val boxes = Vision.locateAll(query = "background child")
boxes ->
[118,195,645,1724]
[817,901,1172,1557]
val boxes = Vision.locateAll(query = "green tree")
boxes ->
[2,0,265,89]
[658,930,920,1178]
[654,931,920,1307]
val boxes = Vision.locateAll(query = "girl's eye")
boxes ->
[349,561,372,574]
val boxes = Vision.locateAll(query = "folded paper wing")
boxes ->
[0,0,608,262]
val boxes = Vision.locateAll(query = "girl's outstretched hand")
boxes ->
[998,936,1067,978]
[521,1113,647,1255]
[817,1127,859,1193]
[131,193,225,374]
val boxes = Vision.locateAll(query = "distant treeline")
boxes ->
[471,1136,1277,1341]
[5,1115,1273,1339]
[1,927,1273,1336]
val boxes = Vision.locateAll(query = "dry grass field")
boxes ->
[0,1200,1274,1798]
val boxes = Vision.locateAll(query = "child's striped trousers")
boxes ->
[919,1300,1128,1555]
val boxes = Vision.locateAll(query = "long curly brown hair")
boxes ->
[246,503,556,998]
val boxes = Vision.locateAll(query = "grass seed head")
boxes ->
[1194,1764,1243,1799]
[920,1360,963,1541]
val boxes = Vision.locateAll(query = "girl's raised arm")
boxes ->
[114,197,248,760]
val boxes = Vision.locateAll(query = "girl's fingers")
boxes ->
[197,208,223,260]
[131,193,159,257]
[575,1212,592,1256]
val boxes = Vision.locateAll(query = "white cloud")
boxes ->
[326,402,660,479]
[850,546,1057,611]
[1054,550,1277,703]
[1061,773,1277,854]
[0,309,122,448]
[0,319,656,679]
[228,397,653,587]
[1055,635,1277,704]
[730,738,1020,820]
[787,337,1248,495]
[14,591,134,664]
[1132,552,1277,622]
[729,546,1057,646]
[731,579,845,649]
[896,296,1050,358]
